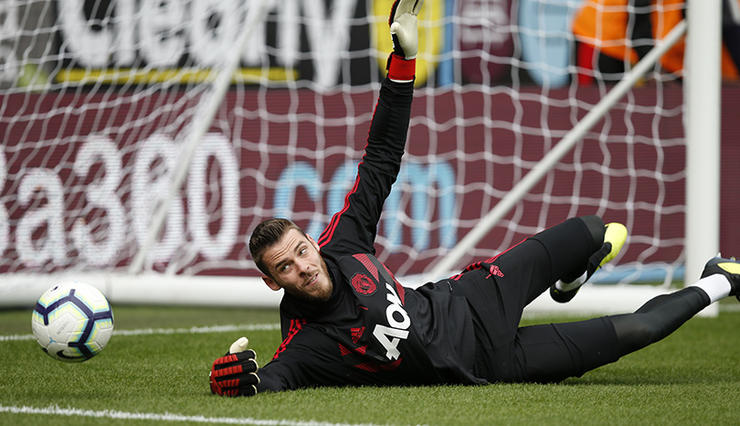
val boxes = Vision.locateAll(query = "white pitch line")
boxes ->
[113,323,280,336]
[0,404,381,426]
[0,322,280,342]
[721,303,740,312]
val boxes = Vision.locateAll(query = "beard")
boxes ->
[287,267,333,303]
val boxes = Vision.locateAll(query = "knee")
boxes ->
[577,215,605,250]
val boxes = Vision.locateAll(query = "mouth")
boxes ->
[304,273,318,288]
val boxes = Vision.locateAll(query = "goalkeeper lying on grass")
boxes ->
[210,0,740,397]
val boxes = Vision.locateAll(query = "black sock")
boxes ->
[609,287,710,356]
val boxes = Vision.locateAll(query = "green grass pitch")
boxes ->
[1,304,737,425]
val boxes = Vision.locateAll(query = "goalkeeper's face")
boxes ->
[260,228,333,302]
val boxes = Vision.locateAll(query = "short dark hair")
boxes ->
[249,218,305,276]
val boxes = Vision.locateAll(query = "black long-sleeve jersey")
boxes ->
[256,78,488,393]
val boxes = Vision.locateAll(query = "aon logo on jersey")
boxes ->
[373,282,410,360]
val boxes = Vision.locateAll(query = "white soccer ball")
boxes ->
[31,281,114,362]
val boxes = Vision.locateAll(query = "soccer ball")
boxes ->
[31,281,114,362]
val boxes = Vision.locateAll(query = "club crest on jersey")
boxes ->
[351,273,377,296]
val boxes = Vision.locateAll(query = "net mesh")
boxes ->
[0,0,688,286]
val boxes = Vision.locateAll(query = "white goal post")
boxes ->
[684,0,721,296]
[0,0,729,317]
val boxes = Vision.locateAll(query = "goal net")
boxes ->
[0,0,723,313]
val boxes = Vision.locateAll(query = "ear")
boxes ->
[262,275,281,291]
[307,234,320,251]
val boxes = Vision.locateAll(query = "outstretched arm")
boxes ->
[210,330,366,395]
[317,0,423,255]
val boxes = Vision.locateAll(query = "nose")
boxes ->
[296,258,311,274]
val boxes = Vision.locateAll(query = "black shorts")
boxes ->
[450,217,621,382]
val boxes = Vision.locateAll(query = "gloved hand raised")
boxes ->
[209,337,260,397]
[389,0,423,60]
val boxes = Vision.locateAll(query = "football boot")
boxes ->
[701,255,740,302]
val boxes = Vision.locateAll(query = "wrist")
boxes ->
[387,53,416,83]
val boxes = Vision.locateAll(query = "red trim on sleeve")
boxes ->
[272,318,306,360]
[318,171,362,247]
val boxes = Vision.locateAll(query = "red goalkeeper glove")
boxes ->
[209,337,260,397]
